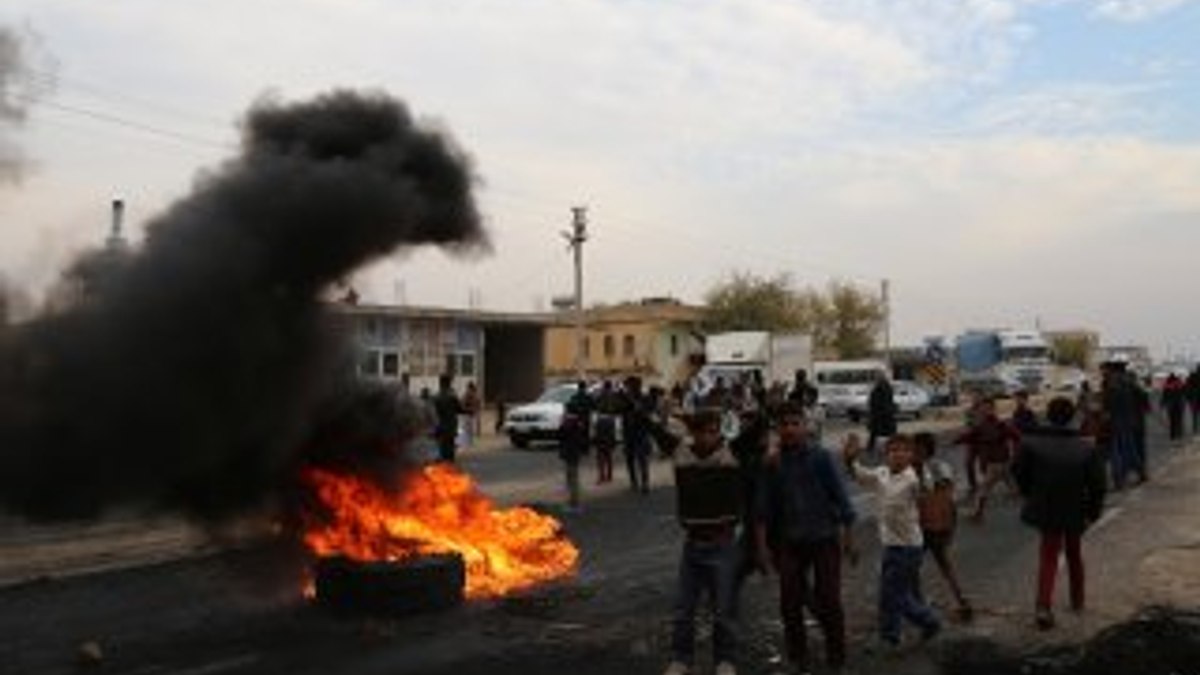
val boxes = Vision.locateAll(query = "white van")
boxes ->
[813,360,889,421]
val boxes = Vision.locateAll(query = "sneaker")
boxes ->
[866,638,902,658]
[715,662,737,675]
[921,621,943,643]
[662,661,689,675]
[1035,607,1056,631]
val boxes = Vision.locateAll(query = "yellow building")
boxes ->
[545,298,703,386]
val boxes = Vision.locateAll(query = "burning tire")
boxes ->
[314,553,465,616]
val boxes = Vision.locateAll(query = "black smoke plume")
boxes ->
[0,90,486,521]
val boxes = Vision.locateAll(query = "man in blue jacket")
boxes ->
[756,401,857,673]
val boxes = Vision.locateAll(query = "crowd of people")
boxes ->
[414,363,1198,675]
[559,361,1189,675]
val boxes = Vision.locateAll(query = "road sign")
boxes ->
[924,362,947,385]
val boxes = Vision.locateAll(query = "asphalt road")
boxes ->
[0,413,1192,675]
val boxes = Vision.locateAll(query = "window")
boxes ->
[670,334,679,356]
[623,334,635,357]
[603,335,615,358]
[382,351,400,376]
[460,353,476,377]
[582,336,591,359]
[363,317,380,340]
[360,349,380,376]
[381,318,400,342]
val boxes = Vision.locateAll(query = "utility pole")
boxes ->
[881,278,891,373]
[563,207,588,382]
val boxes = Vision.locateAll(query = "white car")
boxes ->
[842,380,931,422]
[893,381,932,419]
[503,384,576,449]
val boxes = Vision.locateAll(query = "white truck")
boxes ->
[694,331,814,393]
[956,328,1054,396]
[997,329,1054,393]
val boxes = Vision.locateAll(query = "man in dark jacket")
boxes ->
[1186,366,1200,435]
[433,374,463,463]
[1011,390,1039,433]
[787,368,819,411]
[1162,373,1187,442]
[756,401,856,672]
[560,381,593,510]
[621,376,655,494]
[1101,362,1143,489]
[1012,397,1107,631]
[867,375,897,455]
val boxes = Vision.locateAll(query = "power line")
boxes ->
[484,185,881,285]
[24,68,235,131]
[19,94,236,151]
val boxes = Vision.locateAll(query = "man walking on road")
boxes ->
[433,374,463,463]
[1186,366,1200,435]
[1162,373,1188,443]
[560,381,593,511]
[954,397,1020,523]
[1102,361,1144,489]
[1012,397,1107,631]
[867,375,897,456]
[621,376,655,494]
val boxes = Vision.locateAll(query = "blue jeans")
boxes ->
[1109,427,1141,487]
[880,546,939,644]
[671,538,740,664]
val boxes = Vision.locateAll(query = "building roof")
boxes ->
[333,302,556,326]
[550,298,704,327]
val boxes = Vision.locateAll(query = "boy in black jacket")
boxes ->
[664,408,743,675]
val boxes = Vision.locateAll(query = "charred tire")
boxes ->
[315,554,465,616]
[509,433,531,449]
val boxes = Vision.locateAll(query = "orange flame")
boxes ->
[301,464,579,599]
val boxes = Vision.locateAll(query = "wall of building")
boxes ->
[352,314,483,394]
[653,326,703,385]
[546,321,659,379]
[545,321,701,386]
[483,324,545,405]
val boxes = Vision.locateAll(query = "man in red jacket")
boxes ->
[955,397,1020,523]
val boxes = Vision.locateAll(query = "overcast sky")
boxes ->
[1,1,1198,357]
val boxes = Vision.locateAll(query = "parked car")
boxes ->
[842,380,932,422]
[503,384,576,449]
[814,360,888,420]
[893,380,932,419]
[502,382,622,450]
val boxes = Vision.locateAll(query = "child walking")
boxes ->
[664,409,743,675]
[843,433,942,650]
[913,432,973,621]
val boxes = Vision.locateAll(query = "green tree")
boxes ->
[702,272,806,333]
[1051,335,1093,369]
[823,281,885,359]
[702,273,884,359]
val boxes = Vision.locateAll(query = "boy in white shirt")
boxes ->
[843,433,942,649]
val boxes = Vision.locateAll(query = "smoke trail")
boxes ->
[0,90,486,521]
[0,24,47,182]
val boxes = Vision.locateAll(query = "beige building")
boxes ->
[545,298,703,386]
